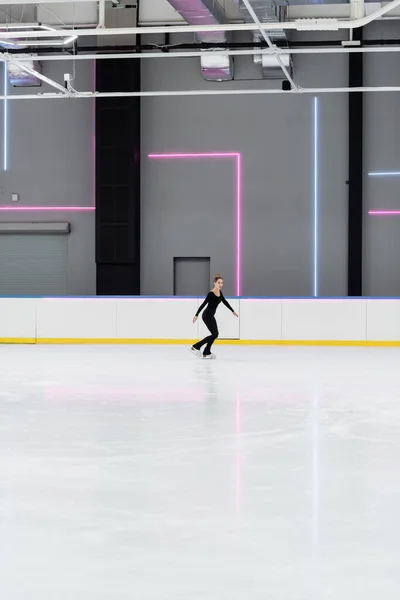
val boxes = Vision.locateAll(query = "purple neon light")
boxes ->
[149,153,240,158]
[369,210,400,216]
[0,206,95,211]
[93,61,96,210]
[148,152,242,296]
[236,153,241,298]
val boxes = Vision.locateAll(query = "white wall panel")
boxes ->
[1,297,399,345]
[0,298,36,340]
[37,299,117,339]
[282,300,367,341]
[117,298,198,339]
[367,300,400,341]
[240,299,282,341]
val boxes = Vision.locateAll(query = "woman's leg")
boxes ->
[203,316,219,355]
[192,314,218,352]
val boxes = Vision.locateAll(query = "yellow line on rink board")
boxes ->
[0,338,400,346]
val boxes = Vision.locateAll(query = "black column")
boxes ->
[348,28,363,296]
[95,59,140,295]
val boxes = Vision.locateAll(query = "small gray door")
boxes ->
[174,257,210,296]
[0,233,68,295]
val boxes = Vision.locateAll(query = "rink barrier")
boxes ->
[1,339,400,346]
[2,338,400,347]
[1,296,400,345]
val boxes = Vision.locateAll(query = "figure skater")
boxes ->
[191,273,238,359]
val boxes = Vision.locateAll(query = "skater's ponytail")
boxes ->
[213,273,223,283]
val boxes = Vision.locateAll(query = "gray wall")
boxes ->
[141,39,349,297]
[364,23,400,296]
[1,61,95,295]
[4,28,398,298]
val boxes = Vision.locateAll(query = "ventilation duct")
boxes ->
[7,56,42,87]
[200,50,233,81]
[260,52,291,78]
[166,0,233,81]
[235,1,293,79]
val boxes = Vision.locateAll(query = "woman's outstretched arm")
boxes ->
[221,293,238,317]
[195,292,211,317]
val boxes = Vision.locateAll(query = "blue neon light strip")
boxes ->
[369,172,400,176]
[3,63,7,171]
[313,97,318,298]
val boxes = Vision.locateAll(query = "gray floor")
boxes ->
[0,344,399,599]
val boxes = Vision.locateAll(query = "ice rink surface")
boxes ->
[0,344,400,600]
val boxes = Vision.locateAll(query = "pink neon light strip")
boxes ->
[149,153,240,158]
[148,152,242,296]
[369,211,400,215]
[0,206,95,211]
[236,154,241,298]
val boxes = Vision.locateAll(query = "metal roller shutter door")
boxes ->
[0,233,68,295]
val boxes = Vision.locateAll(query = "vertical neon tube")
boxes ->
[236,153,241,297]
[93,61,96,208]
[3,63,7,171]
[313,97,318,297]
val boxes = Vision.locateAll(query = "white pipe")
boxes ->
[3,85,400,99]
[98,0,106,29]
[0,0,400,37]
[80,86,400,95]
[351,0,365,20]
[0,23,309,37]
[0,21,99,30]
[139,16,400,25]
[5,45,400,63]
[240,0,298,90]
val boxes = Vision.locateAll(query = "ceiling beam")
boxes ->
[0,0,396,37]
[2,85,400,100]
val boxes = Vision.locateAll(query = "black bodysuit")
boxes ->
[193,292,234,355]
[195,291,234,317]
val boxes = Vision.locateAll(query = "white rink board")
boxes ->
[281,299,367,341]
[240,299,282,341]
[36,298,117,339]
[0,298,36,340]
[1,296,400,344]
[117,298,198,339]
[366,300,400,342]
